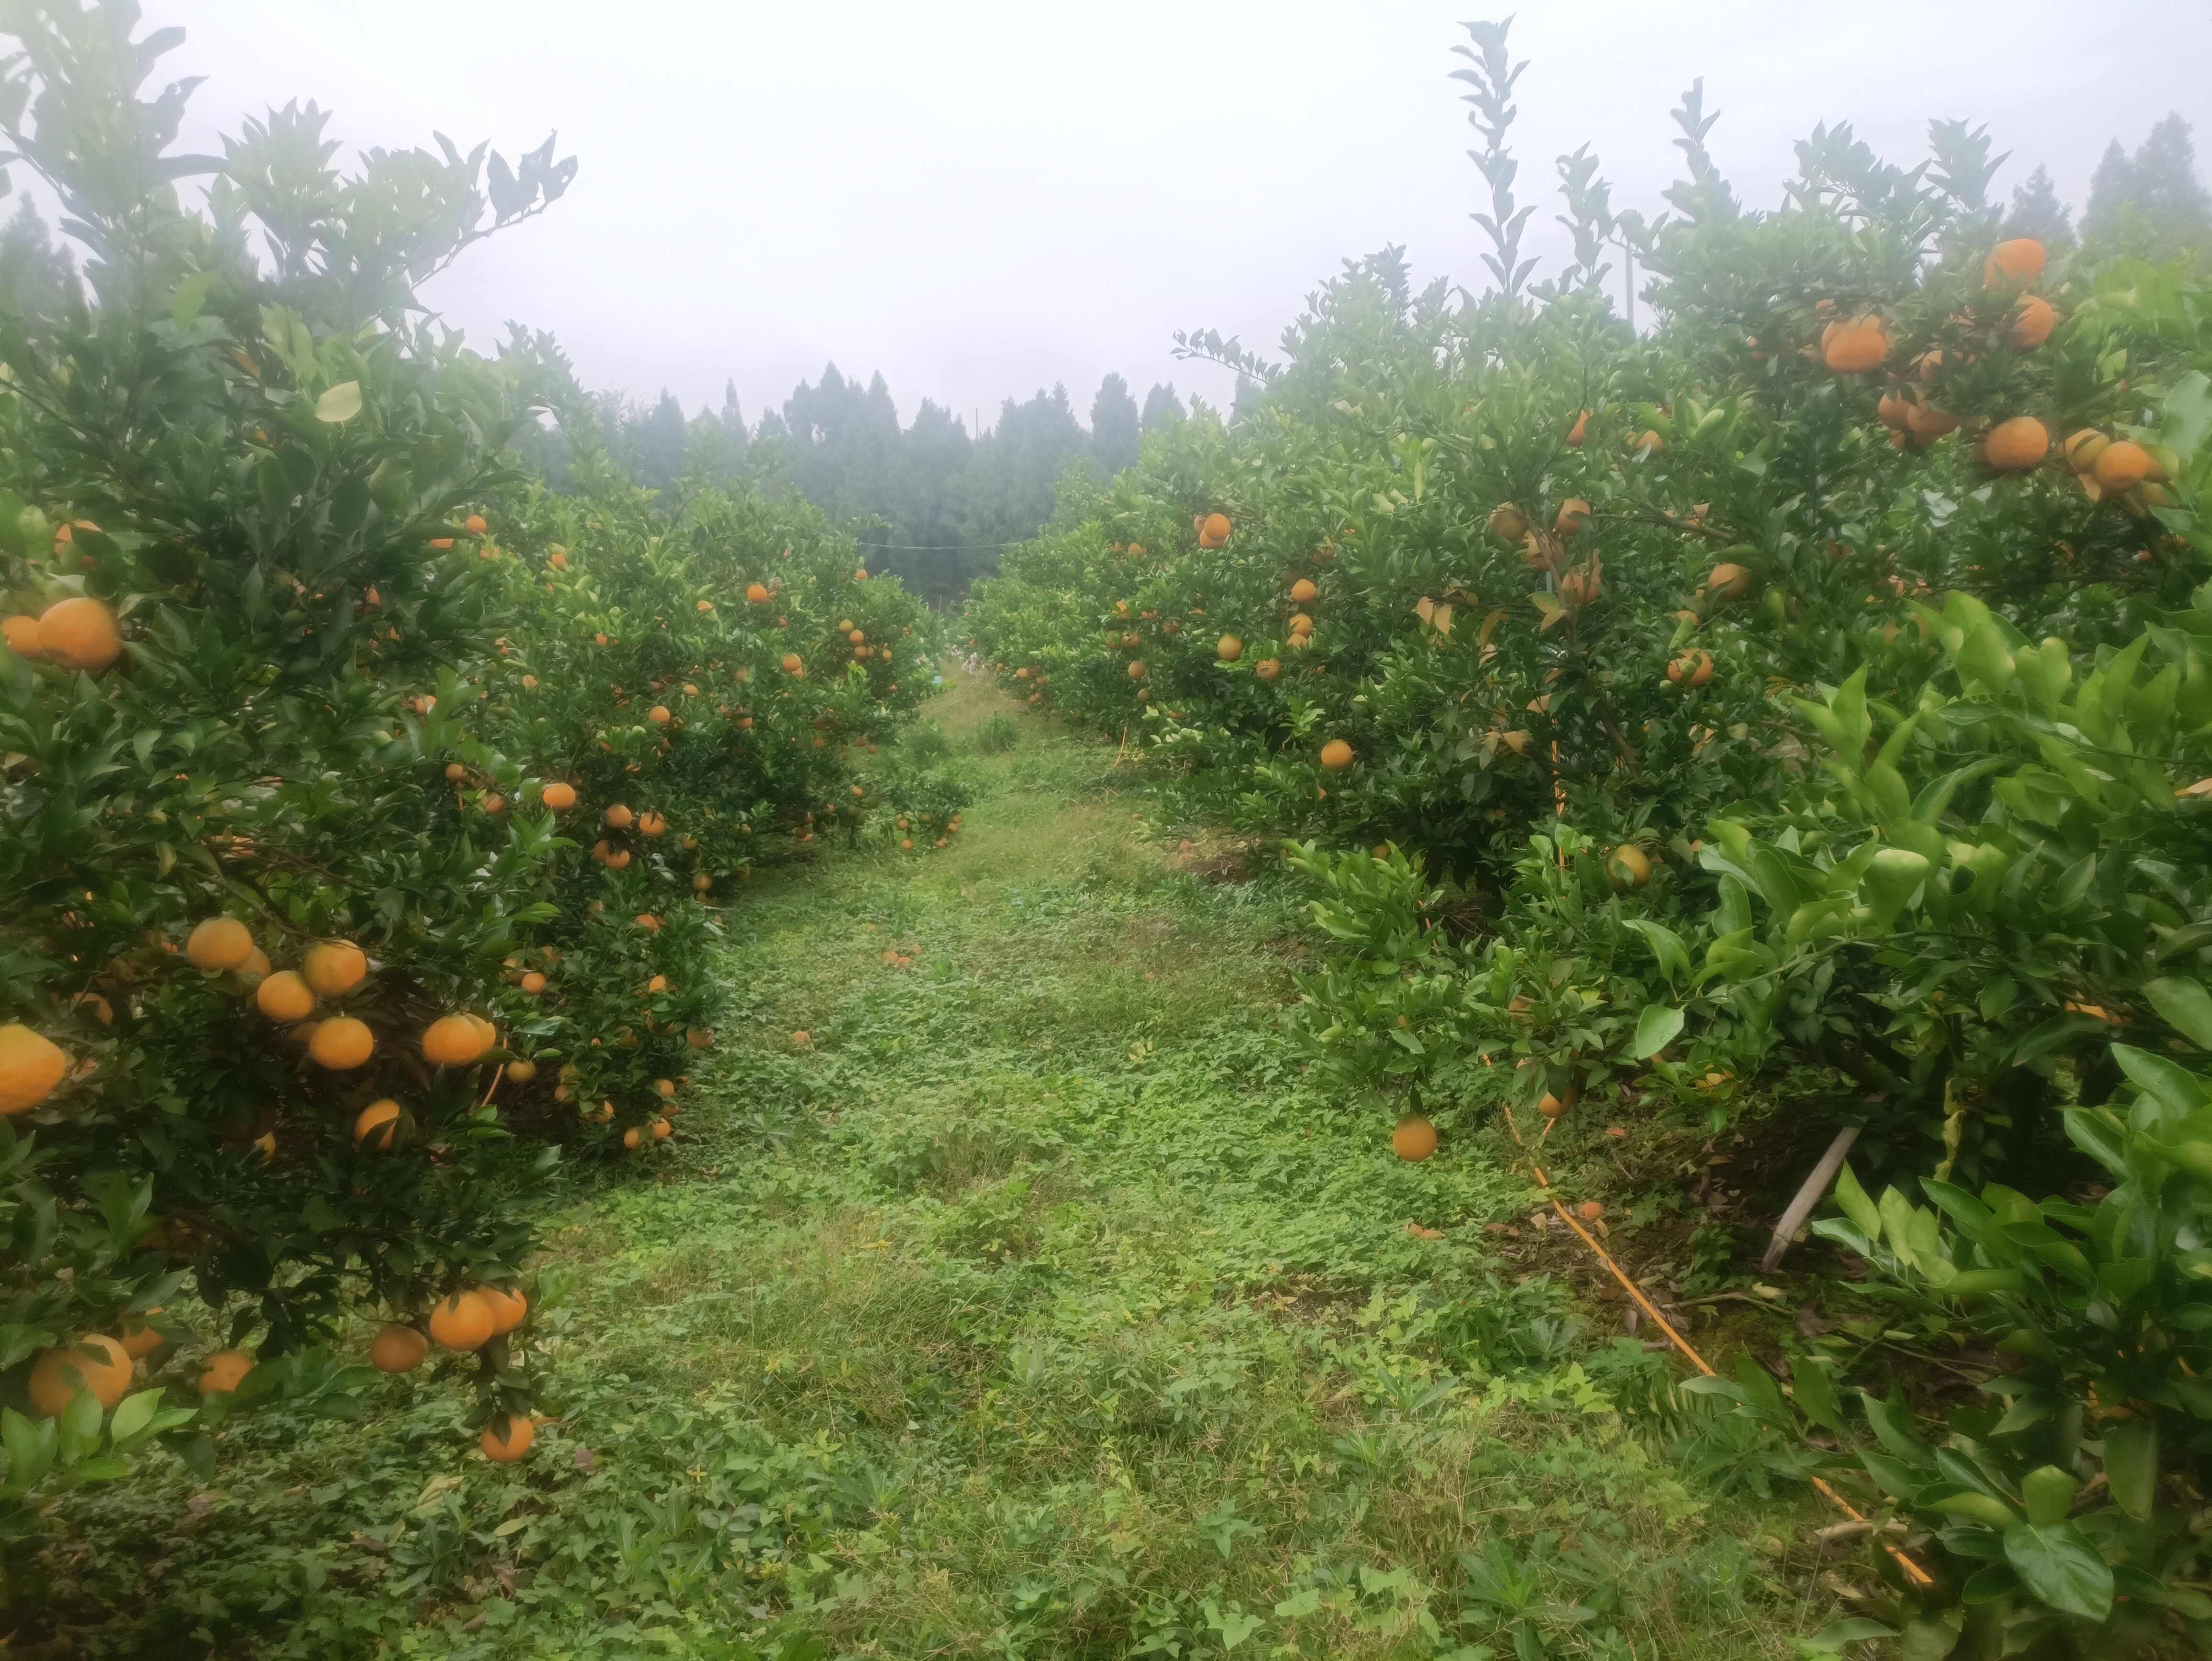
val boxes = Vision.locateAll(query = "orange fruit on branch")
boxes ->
[541,781,576,810]
[197,1349,254,1395]
[254,970,316,1022]
[310,1016,374,1070]
[1821,315,1889,374]
[428,1290,494,1352]
[1197,512,1231,548]
[36,597,122,672]
[354,1098,401,1150]
[482,1415,535,1462]
[1392,1115,1437,1163]
[421,1014,490,1067]
[1983,237,2045,285]
[370,1323,428,1373]
[186,916,255,972]
[1319,738,1354,770]
[0,1023,70,1115]
[301,940,367,997]
[1983,416,2049,472]
[28,1335,132,1416]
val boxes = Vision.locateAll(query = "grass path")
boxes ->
[44,675,1828,1660]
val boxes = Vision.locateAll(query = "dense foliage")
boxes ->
[973,22,2212,1651]
[0,0,947,1607]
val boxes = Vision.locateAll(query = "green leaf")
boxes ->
[314,380,364,423]
[1790,1351,1842,1431]
[2102,1421,2157,1522]
[108,1388,161,1447]
[2003,1521,2114,1621]
[1632,1004,1683,1060]
[1834,1164,1882,1242]
[171,271,212,328]
[2,1407,55,1489]
[2145,977,2212,1050]
[1803,1619,1899,1653]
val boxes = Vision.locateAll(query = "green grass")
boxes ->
[36,674,1837,1659]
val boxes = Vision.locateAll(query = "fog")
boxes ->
[127,0,2212,432]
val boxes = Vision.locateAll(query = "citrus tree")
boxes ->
[0,0,950,1604]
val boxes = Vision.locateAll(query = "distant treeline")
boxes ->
[528,368,1200,607]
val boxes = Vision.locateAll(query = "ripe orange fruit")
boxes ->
[428,1290,494,1352]
[2062,430,2110,474]
[541,781,576,810]
[520,971,546,995]
[36,597,123,672]
[1538,1088,1575,1119]
[1487,503,1530,541]
[604,804,633,829]
[237,947,271,985]
[1554,498,1591,536]
[444,761,467,782]
[1706,563,1752,600]
[1984,416,2049,471]
[1606,845,1652,889]
[482,1415,535,1462]
[1821,315,1889,374]
[649,704,671,725]
[28,1335,133,1416]
[1672,649,1717,689]
[1198,512,1231,548]
[119,1311,166,1359]
[782,653,803,675]
[1290,577,1317,602]
[636,811,666,837]
[746,582,769,603]
[1983,237,2045,286]
[2,614,43,658]
[1876,391,1913,431]
[1576,1199,1604,1222]
[186,916,255,972]
[0,1023,70,1115]
[1254,658,1281,681]
[463,513,488,535]
[634,913,661,932]
[197,1348,255,1395]
[1631,428,1664,454]
[651,1117,671,1141]
[370,1323,429,1373]
[1319,739,1354,770]
[1565,409,1588,446]
[1392,1115,1438,1162]
[520,674,539,689]
[548,549,569,571]
[354,1098,402,1150]
[692,873,712,893]
[505,1058,538,1083]
[2009,295,2057,349]
[254,970,316,1022]
[2093,440,2153,490]
[1904,401,1958,441]
[1557,563,1602,606]
[1127,660,1145,680]
[622,1125,644,1150]
[301,940,367,997]
[421,1014,490,1067]
[1216,634,1243,662]
[310,1016,374,1070]
[479,1285,528,1334]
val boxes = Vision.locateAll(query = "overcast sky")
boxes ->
[119,0,2212,434]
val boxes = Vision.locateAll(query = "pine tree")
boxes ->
[2084,116,2212,262]
[2003,165,2074,248]
[1089,373,1140,474]
[0,199,80,331]
[1140,382,1187,430]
